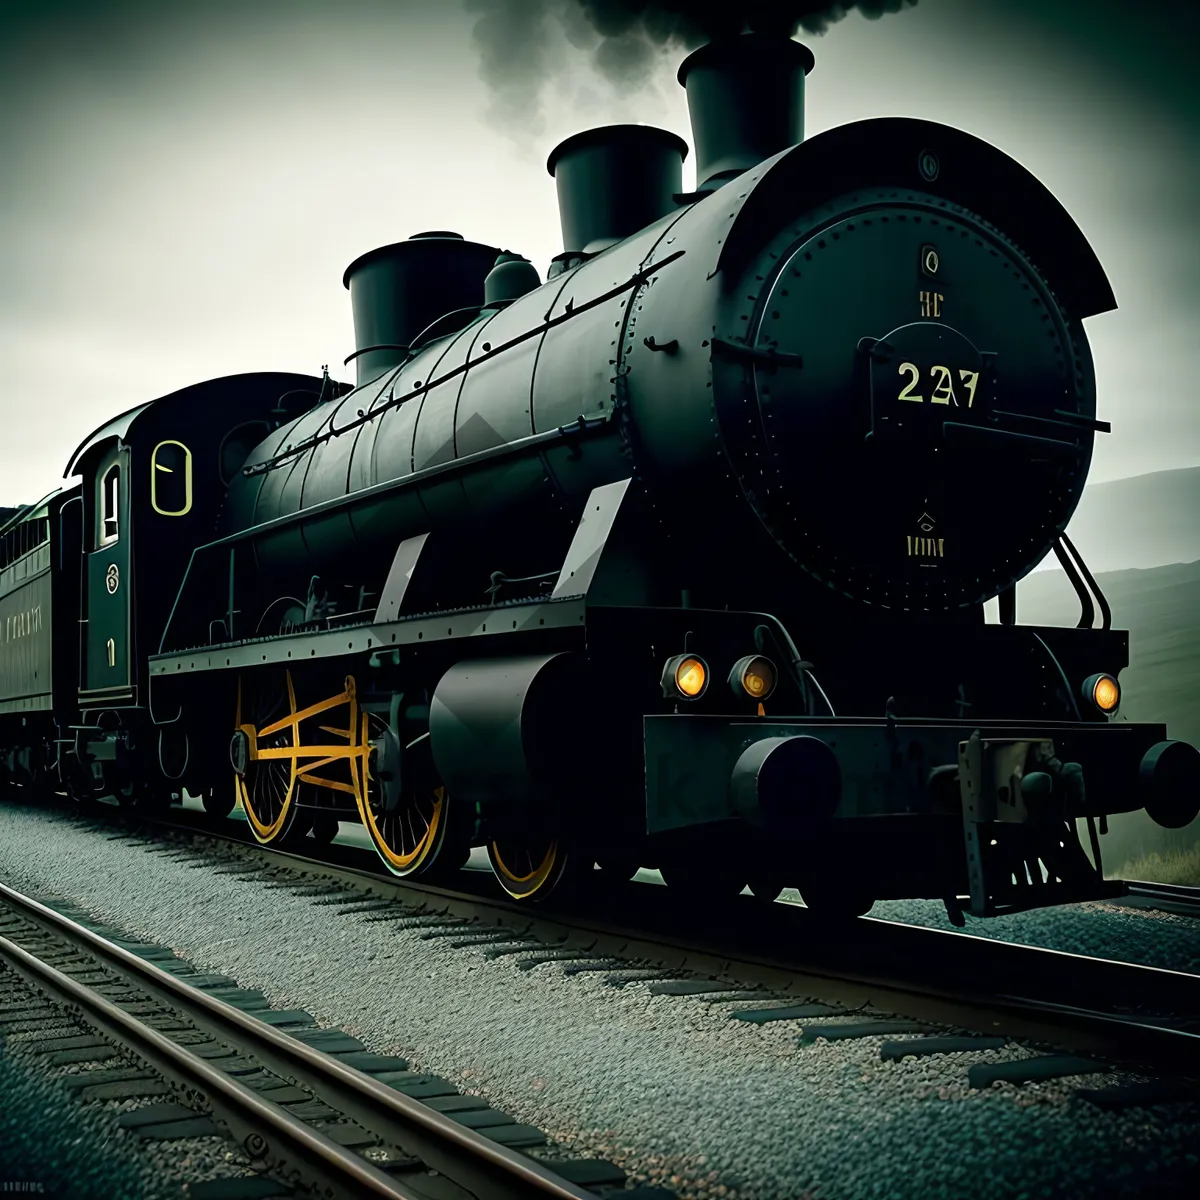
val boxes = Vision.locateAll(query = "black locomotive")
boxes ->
[3,33,1197,916]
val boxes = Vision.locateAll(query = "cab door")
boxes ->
[84,447,133,694]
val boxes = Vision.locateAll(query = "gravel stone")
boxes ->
[1,803,1199,1199]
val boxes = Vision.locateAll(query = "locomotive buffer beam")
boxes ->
[956,732,1110,918]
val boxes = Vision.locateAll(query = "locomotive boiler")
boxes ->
[7,32,1198,915]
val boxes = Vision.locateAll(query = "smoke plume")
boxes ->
[465,1,918,129]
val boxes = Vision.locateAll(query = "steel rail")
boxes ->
[110,809,1200,1077]
[0,880,593,1200]
[1119,878,1200,919]
[0,932,420,1199]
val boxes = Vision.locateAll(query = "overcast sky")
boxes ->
[1,0,1197,506]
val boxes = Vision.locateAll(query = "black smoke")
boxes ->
[572,1,917,42]
[465,0,917,128]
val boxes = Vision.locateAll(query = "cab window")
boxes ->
[99,464,120,546]
[151,440,193,516]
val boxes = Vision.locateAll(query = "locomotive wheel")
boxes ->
[232,671,302,844]
[487,834,576,902]
[357,722,471,878]
[201,785,237,819]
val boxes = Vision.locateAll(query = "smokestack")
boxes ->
[677,33,814,191]
[343,231,499,386]
[546,124,688,261]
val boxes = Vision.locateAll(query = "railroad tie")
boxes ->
[333,899,400,915]
[332,1051,411,1073]
[246,1008,317,1028]
[79,1079,175,1101]
[288,1027,365,1053]
[185,1176,293,1200]
[649,980,746,996]
[968,1055,1110,1089]
[480,941,550,959]
[560,960,631,976]
[731,1003,849,1024]
[880,1035,1009,1061]
[201,987,272,1011]
[117,1102,207,1129]
[798,1020,930,1045]
[602,970,681,988]
[516,950,610,971]
[254,1084,311,1103]
[423,1094,489,1113]
[61,1066,158,1089]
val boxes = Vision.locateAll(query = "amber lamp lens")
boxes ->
[1093,674,1120,712]
[675,658,707,698]
[741,659,774,698]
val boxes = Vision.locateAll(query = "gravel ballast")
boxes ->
[867,896,1200,974]
[1,802,1199,1200]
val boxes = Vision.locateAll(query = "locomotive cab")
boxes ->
[62,372,344,799]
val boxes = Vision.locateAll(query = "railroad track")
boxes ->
[77,804,1200,1081]
[1118,879,1200,920]
[0,878,645,1200]
[5,796,1200,1200]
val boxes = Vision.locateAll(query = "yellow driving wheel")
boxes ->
[356,719,471,878]
[486,833,572,902]
[230,670,302,845]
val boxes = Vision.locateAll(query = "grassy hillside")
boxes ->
[1057,465,1200,574]
[1015,560,1200,878]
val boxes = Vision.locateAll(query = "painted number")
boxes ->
[897,363,980,408]
[897,361,923,402]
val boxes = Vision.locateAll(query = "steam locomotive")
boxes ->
[3,33,1197,916]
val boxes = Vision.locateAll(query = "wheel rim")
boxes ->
[356,720,451,876]
[487,836,565,901]
[234,672,299,843]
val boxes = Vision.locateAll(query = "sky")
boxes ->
[1,0,1197,507]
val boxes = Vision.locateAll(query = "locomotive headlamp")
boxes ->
[730,655,777,702]
[662,654,708,700]
[1083,672,1121,716]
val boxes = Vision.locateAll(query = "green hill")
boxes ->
[1014,560,1200,876]
[1059,465,1200,574]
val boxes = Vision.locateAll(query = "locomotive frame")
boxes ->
[3,32,1198,919]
